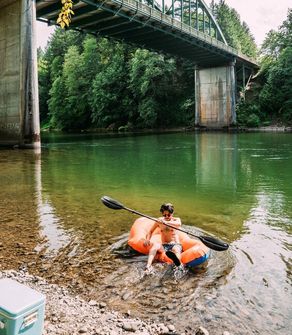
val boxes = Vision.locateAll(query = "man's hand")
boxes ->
[143,239,151,247]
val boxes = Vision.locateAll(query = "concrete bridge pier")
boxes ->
[0,0,40,149]
[195,62,237,128]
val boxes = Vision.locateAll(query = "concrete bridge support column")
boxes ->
[0,0,40,148]
[195,62,237,128]
[194,65,200,126]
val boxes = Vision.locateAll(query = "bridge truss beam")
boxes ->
[36,0,257,69]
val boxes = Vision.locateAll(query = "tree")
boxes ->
[128,49,178,128]
[259,47,292,124]
[39,29,85,127]
[38,48,50,125]
[48,46,90,130]
[260,9,292,62]
[257,9,292,124]
[48,76,67,129]
[90,41,130,128]
[211,0,257,58]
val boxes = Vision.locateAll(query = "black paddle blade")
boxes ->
[199,235,229,251]
[101,196,125,210]
[166,251,181,266]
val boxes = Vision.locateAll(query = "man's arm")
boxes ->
[162,217,182,229]
[143,221,158,246]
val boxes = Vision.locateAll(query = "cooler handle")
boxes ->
[0,320,5,330]
[22,311,38,328]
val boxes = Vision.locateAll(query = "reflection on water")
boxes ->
[0,132,292,334]
[34,158,72,255]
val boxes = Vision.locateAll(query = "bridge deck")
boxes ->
[36,0,258,69]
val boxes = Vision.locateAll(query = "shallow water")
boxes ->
[0,132,291,334]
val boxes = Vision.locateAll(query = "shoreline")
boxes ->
[0,270,182,335]
[40,125,292,136]
[0,269,228,335]
[243,126,292,132]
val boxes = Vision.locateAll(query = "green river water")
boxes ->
[0,132,291,334]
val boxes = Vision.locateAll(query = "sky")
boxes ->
[36,0,291,49]
[222,0,290,45]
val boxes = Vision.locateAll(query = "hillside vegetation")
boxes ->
[38,1,291,131]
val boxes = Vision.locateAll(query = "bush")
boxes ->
[246,113,260,127]
[236,101,261,127]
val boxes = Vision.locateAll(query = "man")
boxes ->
[143,203,182,272]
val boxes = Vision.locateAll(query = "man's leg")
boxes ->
[146,243,161,270]
[166,245,182,267]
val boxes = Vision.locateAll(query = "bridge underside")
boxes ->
[36,0,256,69]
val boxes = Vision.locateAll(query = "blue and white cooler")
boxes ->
[0,278,45,335]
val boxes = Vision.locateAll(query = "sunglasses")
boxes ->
[163,213,172,218]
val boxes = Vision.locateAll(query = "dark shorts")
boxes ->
[162,243,182,253]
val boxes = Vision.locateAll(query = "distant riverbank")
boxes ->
[40,125,292,138]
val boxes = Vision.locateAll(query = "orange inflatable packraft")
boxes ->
[128,217,210,267]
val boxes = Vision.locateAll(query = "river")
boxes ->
[0,132,291,334]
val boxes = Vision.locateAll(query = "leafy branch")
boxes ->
[57,0,74,29]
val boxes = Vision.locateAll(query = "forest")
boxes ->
[38,0,292,131]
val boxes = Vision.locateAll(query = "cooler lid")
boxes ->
[0,278,45,318]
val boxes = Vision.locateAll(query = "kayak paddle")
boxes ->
[101,196,229,251]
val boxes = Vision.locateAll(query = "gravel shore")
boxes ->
[0,269,193,335]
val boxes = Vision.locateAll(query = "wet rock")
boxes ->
[157,323,169,334]
[99,302,107,308]
[122,321,139,331]
[195,326,209,335]
[122,292,132,300]
[166,303,175,310]
[89,299,98,306]
[167,324,176,332]
[78,327,88,333]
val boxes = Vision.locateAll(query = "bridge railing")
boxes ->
[109,0,256,64]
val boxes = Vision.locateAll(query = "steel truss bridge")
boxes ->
[36,0,257,69]
[0,0,259,148]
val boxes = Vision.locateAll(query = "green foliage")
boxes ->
[38,29,85,128]
[48,46,90,130]
[236,101,261,127]
[38,52,50,124]
[90,41,130,128]
[211,0,257,58]
[48,76,66,129]
[38,5,264,131]
[44,28,84,63]
[246,114,260,128]
[257,10,292,124]
[235,8,292,127]
[180,98,196,125]
[128,49,178,127]
[39,28,196,131]
[259,47,292,124]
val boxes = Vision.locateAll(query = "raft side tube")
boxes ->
[128,217,210,267]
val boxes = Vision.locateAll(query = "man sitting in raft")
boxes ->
[143,203,182,272]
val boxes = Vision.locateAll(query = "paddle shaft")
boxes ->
[124,206,202,240]
[101,195,229,251]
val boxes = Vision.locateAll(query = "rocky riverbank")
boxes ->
[0,269,221,335]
